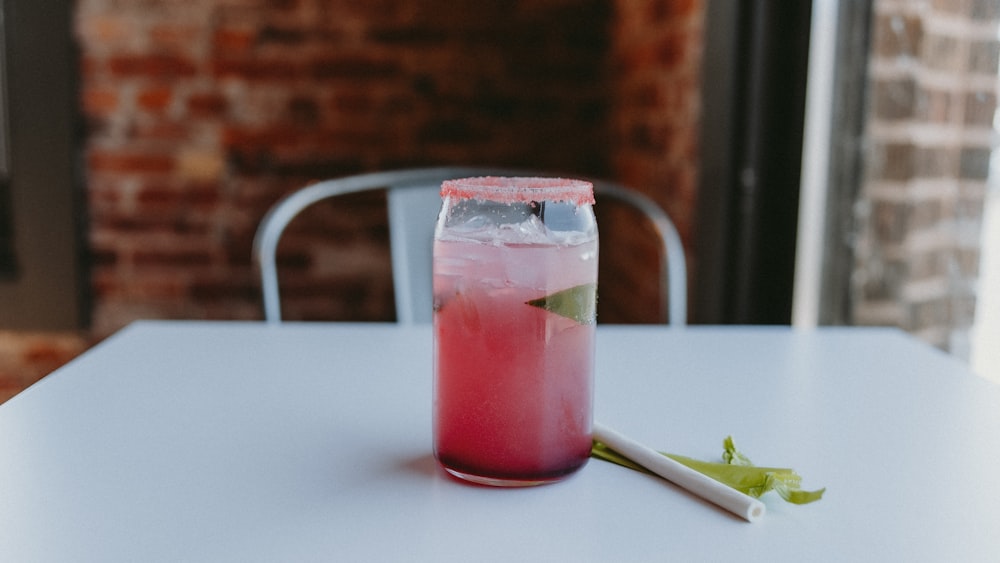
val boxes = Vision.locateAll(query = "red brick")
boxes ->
[330,92,375,113]
[136,183,220,208]
[78,15,129,44]
[97,208,214,236]
[108,54,199,78]
[22,342,82,368]
[86,178,125,205]
[649,0,698,21]
[138,86,173,111]
[308,56,401,80]
[213,28,258,54]
[80,55,101,77]
[257,25,311,46]
[121,277,189,300]
[328,0,408,20]
[656,32,688,68]
[623,81,663,109]
[418,119,490,145]
[133,248,214,268]
[150,24,202,50]
[82,87,119,116]
[367,26,449,46]
[187,92,229,117]
[0,332,90,403]
[90,248,119,268]
[1,385,21,405]
[286,96,318,123]
[222,125,302,150]
[88,150,176,174]
[189,277,262,302]
[212,58,302,81]
[625,122,670,153]
[132,122,192,143]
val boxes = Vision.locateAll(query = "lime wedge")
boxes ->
[526,283,597,324]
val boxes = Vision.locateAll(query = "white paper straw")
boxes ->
[593,422,766,523]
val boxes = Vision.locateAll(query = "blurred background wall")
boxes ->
[75,0,702,330]
[1,0,705,401]
[854,0,997,358]
[3,0,999,403]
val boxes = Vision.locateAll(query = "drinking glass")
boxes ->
[432,176,598,486]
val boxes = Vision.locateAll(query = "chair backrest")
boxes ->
[253,167,687,325]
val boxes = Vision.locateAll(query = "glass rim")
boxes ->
[440,176,595,205]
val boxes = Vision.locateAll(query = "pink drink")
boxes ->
[432,177,598,486]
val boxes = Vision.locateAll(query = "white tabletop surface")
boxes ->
[1,321,999,562]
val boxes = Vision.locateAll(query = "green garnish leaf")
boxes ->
[591,436,825,506]
[526,283,597,324]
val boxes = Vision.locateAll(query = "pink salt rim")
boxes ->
[440,176,595,205]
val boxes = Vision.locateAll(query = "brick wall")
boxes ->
[0,0,706,402]
[0,331,90,404]
[602,0,702,322]
[77,0,622,333]
[854,0,997,356]
[611,0,701,239]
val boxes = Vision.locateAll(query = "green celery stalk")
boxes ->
[591,437,825,505]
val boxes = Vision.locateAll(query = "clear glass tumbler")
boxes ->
[432,176,598,486]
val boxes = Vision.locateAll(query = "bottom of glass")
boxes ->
[442,467,564,487]
[437,457,588,487]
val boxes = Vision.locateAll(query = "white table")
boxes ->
[1,321,998,562]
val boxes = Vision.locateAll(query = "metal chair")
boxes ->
[253,167,687,325]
